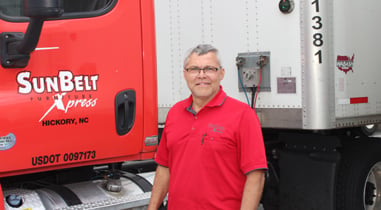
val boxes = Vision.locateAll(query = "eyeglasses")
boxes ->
[184,66,220,76]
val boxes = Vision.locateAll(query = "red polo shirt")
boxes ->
[155,87,267,210]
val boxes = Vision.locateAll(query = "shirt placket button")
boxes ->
[192,116,197,131]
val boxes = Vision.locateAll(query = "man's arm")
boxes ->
[147,165,170,210]
[240,169,266,210]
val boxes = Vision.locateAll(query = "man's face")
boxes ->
[183,52,225,103]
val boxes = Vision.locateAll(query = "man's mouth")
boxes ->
[196,82,210,86]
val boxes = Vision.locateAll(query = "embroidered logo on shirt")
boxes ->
[208,124,225,134]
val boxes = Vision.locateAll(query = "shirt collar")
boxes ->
[184,86,227,112]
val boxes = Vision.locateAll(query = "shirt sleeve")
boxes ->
[155,124,169,167]
[238,108,268,174]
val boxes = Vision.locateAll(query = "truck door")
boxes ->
[0,0,156,177]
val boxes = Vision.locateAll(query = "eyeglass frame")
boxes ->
[184,66,221,75]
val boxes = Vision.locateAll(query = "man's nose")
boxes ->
[197,70,207,77]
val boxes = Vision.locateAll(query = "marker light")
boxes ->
[279,0,294,14]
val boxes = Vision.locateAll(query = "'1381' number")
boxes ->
[312,0,323,64]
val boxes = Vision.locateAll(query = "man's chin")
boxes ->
[192,91,215,100]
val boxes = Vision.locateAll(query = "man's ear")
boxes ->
[220,68,225,80]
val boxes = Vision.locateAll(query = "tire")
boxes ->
[361,124,378,136]
[336,139,381,210]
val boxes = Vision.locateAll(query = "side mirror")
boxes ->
[23,0,64,18]
[0,0,64,68]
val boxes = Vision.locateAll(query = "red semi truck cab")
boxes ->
[0,0,158,209]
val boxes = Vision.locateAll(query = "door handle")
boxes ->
[115,90,136,135]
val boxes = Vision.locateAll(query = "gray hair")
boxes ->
[183,44,222,68]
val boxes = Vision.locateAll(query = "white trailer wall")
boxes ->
[155,0,302,126]
[154,0,381,129]
[333,0,381,127]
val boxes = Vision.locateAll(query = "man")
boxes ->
[148,44,267,210]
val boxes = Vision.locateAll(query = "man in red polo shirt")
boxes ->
[148,44,267,210]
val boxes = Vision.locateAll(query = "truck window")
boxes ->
[0,0,116,22]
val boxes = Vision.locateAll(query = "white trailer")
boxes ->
[154,0,381,209]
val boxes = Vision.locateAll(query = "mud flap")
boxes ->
[278,133,340,210]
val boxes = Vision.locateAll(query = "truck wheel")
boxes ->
[336,140,381,210]
[361,124,378,136]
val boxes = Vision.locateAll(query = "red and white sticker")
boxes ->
[337,54,355,74]
[338,97,368,105]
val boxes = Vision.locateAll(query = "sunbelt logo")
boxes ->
[17,70,99,94]
[16,70,99,123]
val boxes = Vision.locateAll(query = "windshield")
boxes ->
[0,0,116,21]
